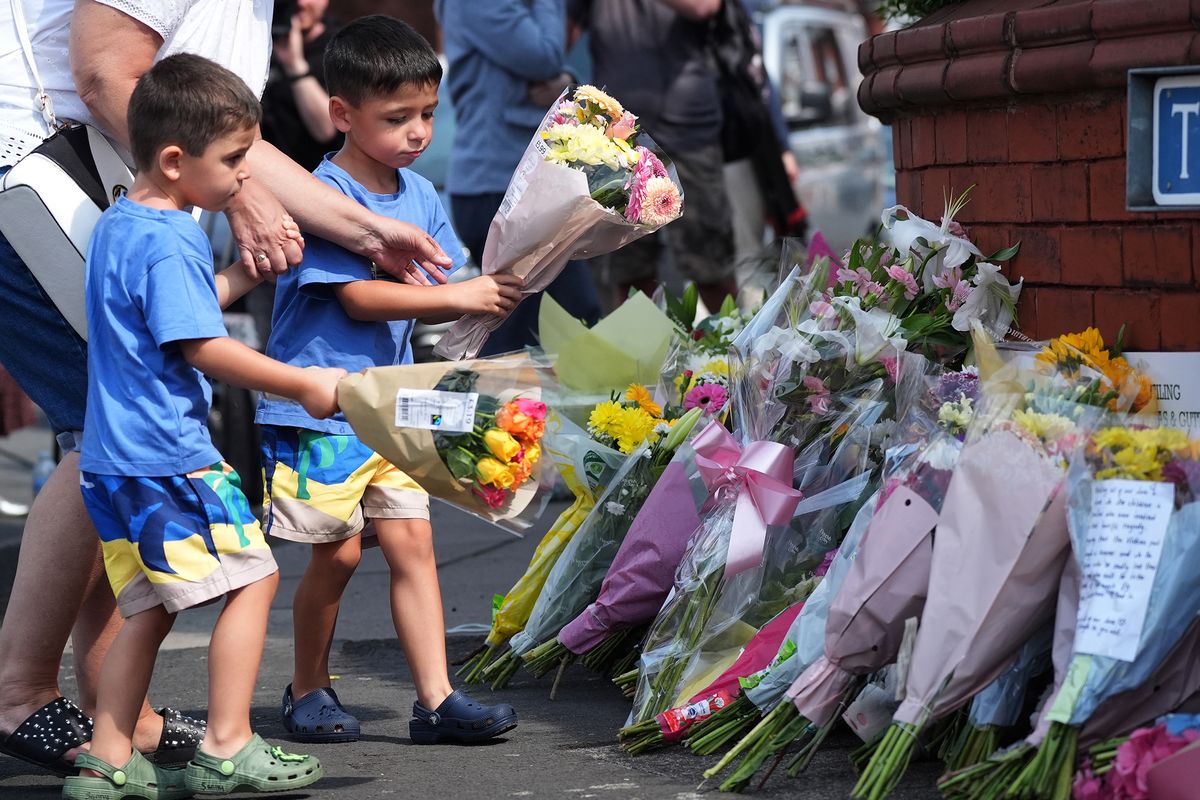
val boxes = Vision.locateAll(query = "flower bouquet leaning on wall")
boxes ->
[435,85,684,359]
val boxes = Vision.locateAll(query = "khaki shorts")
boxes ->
[260,426,429,545]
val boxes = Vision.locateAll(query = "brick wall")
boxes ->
[862,0,1200,351]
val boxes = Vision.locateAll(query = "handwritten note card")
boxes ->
[1074,479,1174,662]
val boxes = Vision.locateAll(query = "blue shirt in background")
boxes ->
[80,197,227,476]
[256,156,468,435]
[436,0,567,196]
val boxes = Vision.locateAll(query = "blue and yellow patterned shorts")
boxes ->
[260,426,429,545]
[81,463,278,618]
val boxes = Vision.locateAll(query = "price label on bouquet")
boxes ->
[394,389,478,434]
[1075,479,1174,662]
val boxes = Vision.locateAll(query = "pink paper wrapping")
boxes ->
[433,91,679,360]
[788,484,940,725]
[558,457,703,654]
[893,430,1066,727]
[1147,740,1200,799]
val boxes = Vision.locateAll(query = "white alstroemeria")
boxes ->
[951,261,1023,335]
[827,296,908,366]
[881,191,982,291]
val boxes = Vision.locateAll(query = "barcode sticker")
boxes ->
[394,389,478,433]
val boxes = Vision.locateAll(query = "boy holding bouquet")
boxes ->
[255,15,522,745]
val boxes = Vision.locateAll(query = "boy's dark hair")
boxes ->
[127,54,261,171]
[323,15,442,106]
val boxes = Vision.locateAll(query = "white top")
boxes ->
[0,0,271,166]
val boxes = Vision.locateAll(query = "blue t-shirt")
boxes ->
[255,156,467,434]
[80,197,227,476]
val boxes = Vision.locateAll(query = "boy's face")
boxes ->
[335,82,439,170]
[175,125,257,212]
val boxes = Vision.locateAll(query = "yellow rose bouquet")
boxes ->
[337,354,554,533]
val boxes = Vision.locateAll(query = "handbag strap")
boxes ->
[9,0,58,134]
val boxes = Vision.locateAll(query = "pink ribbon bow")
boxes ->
[690,421,804,576]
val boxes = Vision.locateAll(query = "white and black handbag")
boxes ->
[0,0,135,341]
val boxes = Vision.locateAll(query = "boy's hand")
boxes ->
[455,274,524,316]
[298,367,347,419]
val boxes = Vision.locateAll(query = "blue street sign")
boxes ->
[1153,75,1200,205]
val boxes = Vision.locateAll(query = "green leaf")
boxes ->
[719,294,737,316]
[987,242,1022,262]
[445,448,476,480]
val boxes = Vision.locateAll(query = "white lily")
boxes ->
[826,296,908,367]
[881,187,982,292]
[951,261,1023,336]
[751,325,820,367]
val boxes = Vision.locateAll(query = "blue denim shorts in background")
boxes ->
[0,166,89,443]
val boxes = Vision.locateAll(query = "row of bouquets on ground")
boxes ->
[331,82,1199,800]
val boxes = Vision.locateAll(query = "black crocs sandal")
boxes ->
[0,696,92,776]
[409,689,517,744]
[145,707,206,767]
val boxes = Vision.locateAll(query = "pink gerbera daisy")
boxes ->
[638,177,682,226]
[683,383,728,414]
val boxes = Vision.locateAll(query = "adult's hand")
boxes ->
[225,178,305,277]
[528,72,573,109]
[362,218,452,285]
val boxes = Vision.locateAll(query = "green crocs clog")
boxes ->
[62,749,192,800]
[182,734,322,795]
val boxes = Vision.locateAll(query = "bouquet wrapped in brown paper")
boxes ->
[337,355,554,533]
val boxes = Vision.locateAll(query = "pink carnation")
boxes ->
[860,280,886,300]
[886,264,920,300]
[880,355,900,384]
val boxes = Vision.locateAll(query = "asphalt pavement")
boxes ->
[0,418,942,799]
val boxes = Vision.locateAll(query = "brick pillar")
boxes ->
[860,0,1200,350]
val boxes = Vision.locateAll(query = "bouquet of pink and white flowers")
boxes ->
[436,85,684,359]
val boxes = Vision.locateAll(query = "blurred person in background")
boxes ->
[569,0,736,313]
[436,0,603,354]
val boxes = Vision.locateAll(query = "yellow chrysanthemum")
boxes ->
[542,123,626,170]
[614,406,659,454]
[624,384,663,418]
[700,359,730,378]
[588,400,624,438]
[1012,410,1076,443]
[574,84,624,121]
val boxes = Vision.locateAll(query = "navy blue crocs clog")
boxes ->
[281,685,361,743]
[409,689,517,744]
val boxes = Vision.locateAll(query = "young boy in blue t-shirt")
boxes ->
[66,55,342,799]
[255,15,523,746]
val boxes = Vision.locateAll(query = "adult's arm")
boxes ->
[70,1,449,282]
[453,0,565,81]
[69,0,160,150]
[656,0,721,21]
[244,140,451,283]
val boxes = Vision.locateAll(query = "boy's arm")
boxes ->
[179,337,344,419]
[214,264,265,309]
[333,273,524,323]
